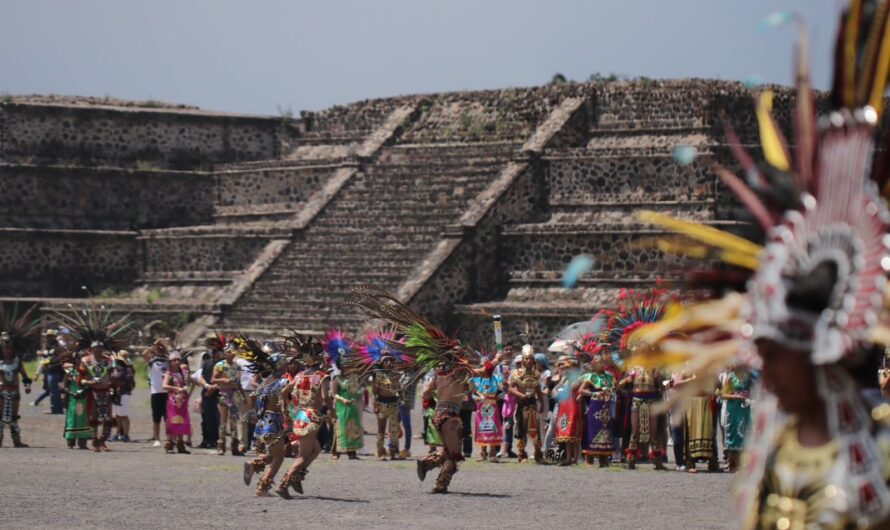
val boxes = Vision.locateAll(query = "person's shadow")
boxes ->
[291,495,370,503]
[448,492,512,499]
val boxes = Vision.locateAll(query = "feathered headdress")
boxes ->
[597,288,670,367]
[204,331,227,353]
[282,329,324,366]
[0,303,41,353]
[230,335,285,375]
[349,286,465,380]
[358,331,405,365]
[632,4,890,524]
[322,329,352,367]
[50,302,132,352]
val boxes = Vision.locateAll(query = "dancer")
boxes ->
[162,350,192,454]
[419,353,472,493]
[234,337,291,496]
[553,356,582,465]
[0,318,36,448]
[51,303,131,452]
[62,348,91,449]
[277,332,330,498]
[631,4,890,524]
[578,348,616,467]
[470,355,504,462]
[349,286,473,494]
[364,332,403,461]
[212,342,244,456]
[508,345,544,464]
[80,341,116,451]
[719,365,751,473]
[325,331,363,460]
[601,290,669,470]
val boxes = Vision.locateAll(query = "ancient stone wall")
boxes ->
[0,102,298,169]
[0,229,137,296]
[215,163,338,211]
[140,233,274,275]
[0,164,214,229]
[543,153,716,203]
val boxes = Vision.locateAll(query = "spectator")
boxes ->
[142,339,171,448]
[111,350,135,442]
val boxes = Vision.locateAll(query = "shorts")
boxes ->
[151,392,168,423]
[113,394,132,417]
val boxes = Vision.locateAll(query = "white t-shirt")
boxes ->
[235,358,256,391]
[149,360,169,394]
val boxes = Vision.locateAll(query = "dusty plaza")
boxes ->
[0,388,733,530]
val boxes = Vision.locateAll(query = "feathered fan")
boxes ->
[49,301,133,351]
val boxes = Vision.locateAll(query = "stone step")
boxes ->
[500,223,725,275]
[547,200,717,222]
[213,201,307,223]
[251,271,409,288]
[216,157,347,171]
[139,271,239,284]
[139,223,291,238]
[264,254,420,269]
[304,225,444,237]
[502,219,742,235]
[362,166,504,180]
[285,240,434,254]
[385,142,519,158]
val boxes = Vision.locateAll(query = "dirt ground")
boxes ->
[0,388,734,529]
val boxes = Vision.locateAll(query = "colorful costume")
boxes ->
[0,307,40,448]
[631,4,890,525]
[290,370,326,441]
[721,371,751,454]
[471,372,504,457]
[581,371,615,460]
[50,304,132,452]
[81,351,115,448]
[624,366,666,468]
[509,355,543,463]
[0,352,30,447]
[554,385,581,445]
[277,331,329,498]
[683,393,717,471]
[231,337,291,496]
[62,364,91,446]
[350,286,469,493]
[213,357,242,455]
[165,366,191,438]
[333,373,364,453]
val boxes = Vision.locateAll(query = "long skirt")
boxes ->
[166,393,191,437]
[724,399,750,451]
[582,394,614,456]
[335,400,364,451]
[555,390,582,443]
[64,396,92,440]
[685,396,714,460]
[474,397,503,446]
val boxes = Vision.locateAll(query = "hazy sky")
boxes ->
[2,0,839,116]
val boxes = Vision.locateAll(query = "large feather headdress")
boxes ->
[50,301,132,352]
[349,286,466,381]
[0,303,41,353]
[632,3,890,524]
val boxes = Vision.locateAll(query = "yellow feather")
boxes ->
[756,91,791,171]
[869,13,890,116]
[845,0,863,107]
[719,250,761,270]
[637,211,762,258]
